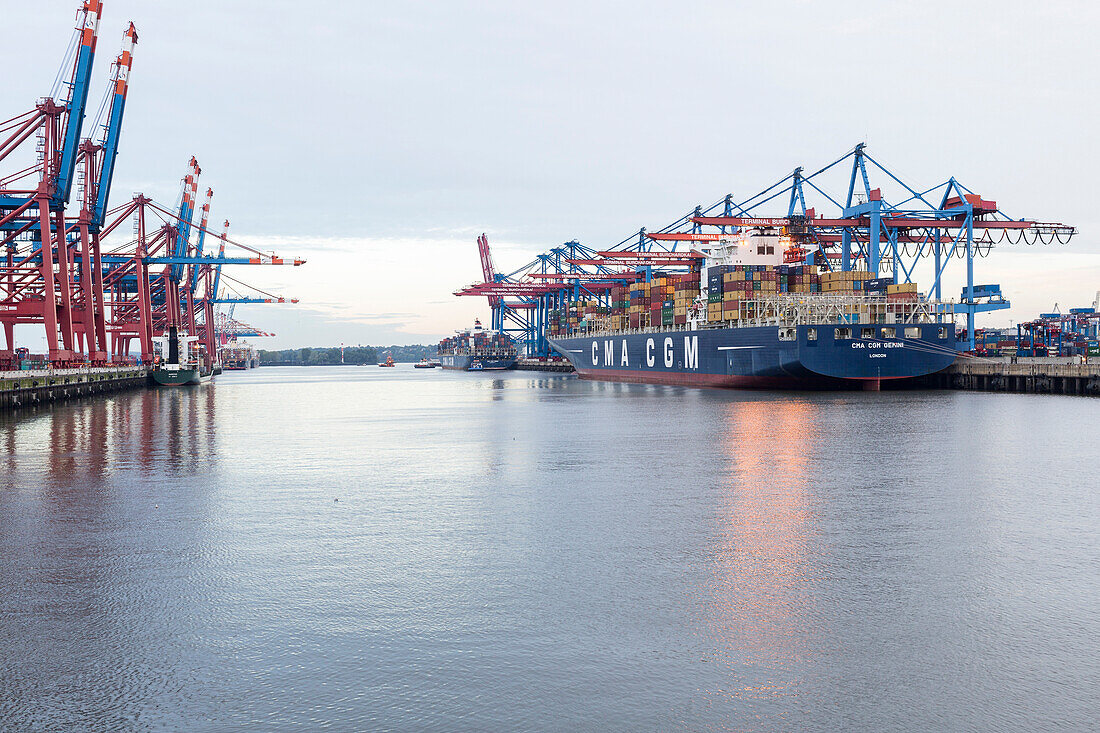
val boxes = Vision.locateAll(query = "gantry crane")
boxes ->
[457,144,1076,353]
[2,4,304,368]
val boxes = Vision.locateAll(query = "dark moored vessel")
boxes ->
[151,327,215,386]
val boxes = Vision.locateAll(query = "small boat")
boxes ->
[378,354,396,367]
[413,358,436,369]
[468,359,484,372]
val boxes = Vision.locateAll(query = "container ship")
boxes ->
[547,227,958,390]
[220,340,259,370]
[438,319,518,370]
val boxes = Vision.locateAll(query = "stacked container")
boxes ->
[886,282,919,302]
[628,280,651,328]
[704,264,823,323]
[672,272,700,325]
[544,265,933,336]
[778,264,822,294]
[819,270,875,293]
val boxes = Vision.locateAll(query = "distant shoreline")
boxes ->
[259,361,422,367]
[258,345,436,367]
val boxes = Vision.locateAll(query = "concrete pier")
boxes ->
[927,358,1100,396]
[515,357,575,373]
[0,366,150,414]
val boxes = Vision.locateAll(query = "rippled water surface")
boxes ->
[2,367,1098,731]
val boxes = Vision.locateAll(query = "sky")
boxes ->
[3,0,1099,349]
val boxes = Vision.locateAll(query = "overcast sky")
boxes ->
[5,1,1099,348]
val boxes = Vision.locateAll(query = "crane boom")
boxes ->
[477,233,501,307]
[55,0,102,206]
[191,187,212,291]
[170,156,200,281]
[211,219,229,297]
[92,21,137,230]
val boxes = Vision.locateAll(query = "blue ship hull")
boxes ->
[438,354,517,371]
[549,322,956,389]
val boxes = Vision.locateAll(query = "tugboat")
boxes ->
[378,354,396,367]
[151,326,215,386]
[413,357,436,368]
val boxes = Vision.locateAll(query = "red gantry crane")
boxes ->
[1,4,305,370]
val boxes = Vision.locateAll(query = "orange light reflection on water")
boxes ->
[699,397,820,712]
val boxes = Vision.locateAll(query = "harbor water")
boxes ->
[2,367,1098,731]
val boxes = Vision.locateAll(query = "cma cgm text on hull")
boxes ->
[550,318,957,389]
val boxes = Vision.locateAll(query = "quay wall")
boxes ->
[927,358,1100,396]
[0,366,150,414]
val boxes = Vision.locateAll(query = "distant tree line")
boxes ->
[258,344,437,365]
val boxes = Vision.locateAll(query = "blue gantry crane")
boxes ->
[458,144,1076,354]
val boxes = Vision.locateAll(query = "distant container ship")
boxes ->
[548,227,957,390]
[438,319,518,371]
[220,340,259,370]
